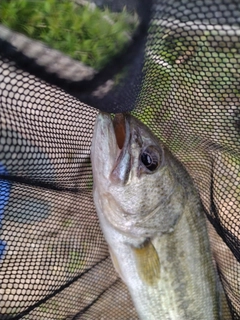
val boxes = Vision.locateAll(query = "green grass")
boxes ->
[0,0,138,69]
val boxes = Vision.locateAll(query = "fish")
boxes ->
[91,112,221,319]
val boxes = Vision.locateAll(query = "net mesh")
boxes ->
[0,0,239,319]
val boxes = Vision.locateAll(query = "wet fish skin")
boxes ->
[91,112,220,319]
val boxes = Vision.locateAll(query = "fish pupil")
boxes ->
[140,147,159,172]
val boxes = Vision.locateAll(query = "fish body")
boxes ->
[91,112,220,319]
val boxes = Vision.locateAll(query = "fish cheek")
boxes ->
[132,239,160,286]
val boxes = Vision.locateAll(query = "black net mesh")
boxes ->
[0,0,240,319]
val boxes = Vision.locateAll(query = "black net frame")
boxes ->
[0,0,240,319]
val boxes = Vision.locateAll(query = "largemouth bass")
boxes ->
[91,112,220,319]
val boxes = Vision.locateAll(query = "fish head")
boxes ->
[91,112,185,239]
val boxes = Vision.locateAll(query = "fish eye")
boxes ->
[140,146,161,172]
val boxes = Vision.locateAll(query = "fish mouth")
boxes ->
[113,114,126,150]
[91,112,131,184]
[111,113,131,184]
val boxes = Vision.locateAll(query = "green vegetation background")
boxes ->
[0,0,138,70]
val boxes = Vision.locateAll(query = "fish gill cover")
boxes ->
[0,0,239,319]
